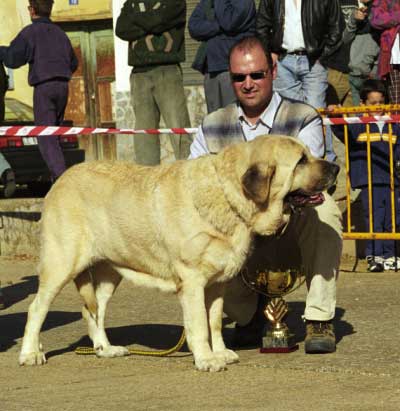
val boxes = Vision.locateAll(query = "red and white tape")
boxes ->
[0,115,399,136]
[0,125,198,137]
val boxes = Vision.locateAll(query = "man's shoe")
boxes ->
[305,320,336,354]
[366,256,384,272]
[232,295,267,348]
[1,168,16,198]
[383,257,400,271]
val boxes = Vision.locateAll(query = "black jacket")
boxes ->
[256,0,343,63]
[115,0,186,71]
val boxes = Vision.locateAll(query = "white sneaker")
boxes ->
[383,257,400,271]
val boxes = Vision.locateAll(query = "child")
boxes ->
[0,0,78,181]
[332,79,400,271]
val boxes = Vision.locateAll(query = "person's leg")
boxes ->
[154,65,192,160]
[360,186,386,270]
[204,73,219,113]
[291,195,342,321]
[204,71,237,114]
[300,59,333,162]
[327,69,352,106]
[349,75,364,106]
[217,71,237,109]
[379,186,398,268]
[287,194,342,353]
[273,55,304,101]
[33,82,67,179]
[299,58,328,109]
[131,70,161,165]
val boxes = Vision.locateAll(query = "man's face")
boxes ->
[229,45,277,119]
[363,91,385,115]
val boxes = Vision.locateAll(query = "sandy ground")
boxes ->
[1,257,400,411]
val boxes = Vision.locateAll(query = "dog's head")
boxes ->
[219,135,339,236]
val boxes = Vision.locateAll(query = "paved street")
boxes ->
[0,256,400,410]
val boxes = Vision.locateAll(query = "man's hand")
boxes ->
[326,104,342,117]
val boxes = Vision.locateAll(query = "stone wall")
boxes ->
[0,199,42,257]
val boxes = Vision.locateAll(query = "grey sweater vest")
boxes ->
[202,97,321,153]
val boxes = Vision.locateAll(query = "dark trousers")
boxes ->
[360,185,400,259]
[33,80,68,179]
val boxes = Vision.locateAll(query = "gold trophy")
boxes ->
[241,267,305,353]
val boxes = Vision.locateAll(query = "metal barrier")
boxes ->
[319,104,400,241]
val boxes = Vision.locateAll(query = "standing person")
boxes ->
[330,80,400,271]
[189,0,256,113]
[256,0,342,161]
[0,0,78,181]
[348,0,380,106]
[370,0,400,104]
[324,0,360,162]
[0,61,16,198]
[190,36,342,353]
[115,0,192,166]
[325,0,360,111]
[0,62,13,308]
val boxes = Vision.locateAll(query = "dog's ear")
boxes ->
[241,163,275,206]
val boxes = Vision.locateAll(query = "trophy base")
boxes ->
[260,345,299,354]
[260,329,298,354]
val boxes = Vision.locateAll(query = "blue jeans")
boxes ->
[274,55,331,158]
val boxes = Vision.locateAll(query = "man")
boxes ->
[189,0,256,113]
[0,0,78,182]
[324,1,368,162]
[0,62,16,198]
[256,0,342,161]
[116,0,192,165]
[190,36,343,353]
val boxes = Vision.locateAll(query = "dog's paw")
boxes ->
[19,351,47,366]
[214,349,239,365]
[194,354,227,372]
[96,345,130,358]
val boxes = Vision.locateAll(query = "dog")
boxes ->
[19,135,339,371]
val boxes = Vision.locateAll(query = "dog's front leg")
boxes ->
[205,282,239,365]
[178,282,227,372]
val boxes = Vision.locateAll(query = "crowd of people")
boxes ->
[0,0,399,354]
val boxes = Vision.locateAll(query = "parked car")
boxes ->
[1,97,85,196]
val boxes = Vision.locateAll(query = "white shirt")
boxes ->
[391,34,400,64]
[189,92,325,159]
[282,0,306,52]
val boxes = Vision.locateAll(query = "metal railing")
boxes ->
[319,104,400,240]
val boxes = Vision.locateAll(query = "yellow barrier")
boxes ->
[319,104,400,241]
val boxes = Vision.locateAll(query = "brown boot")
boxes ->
[305,320,336,353]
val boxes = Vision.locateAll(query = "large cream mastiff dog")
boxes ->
[19,135,339,371]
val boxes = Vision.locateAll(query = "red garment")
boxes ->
[370,0,400,78]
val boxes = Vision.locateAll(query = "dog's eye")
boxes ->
[298,154,308,165]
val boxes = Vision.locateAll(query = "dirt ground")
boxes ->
[1,256,400,411]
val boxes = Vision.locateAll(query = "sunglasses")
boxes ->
[230,70,269,83]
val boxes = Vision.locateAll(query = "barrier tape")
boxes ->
[0,125,198,137]
[0,116,399,137]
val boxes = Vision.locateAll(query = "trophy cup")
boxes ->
[241,267,306,353]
